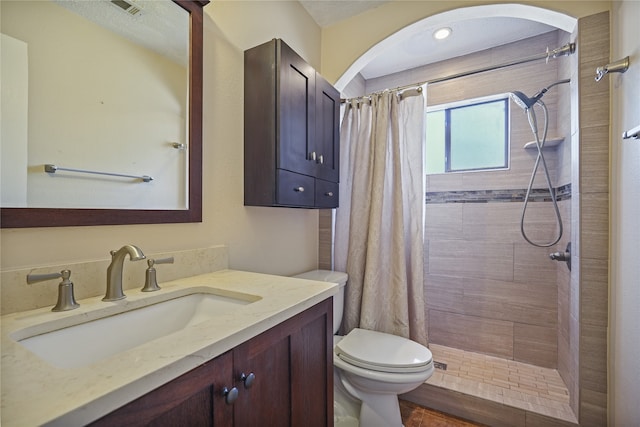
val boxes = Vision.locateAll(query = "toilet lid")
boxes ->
[335,328,433,373]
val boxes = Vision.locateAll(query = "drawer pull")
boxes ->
[223,386,239,405]
[294,186,305,192]
[325,192,334,197]
[240,372,256,389]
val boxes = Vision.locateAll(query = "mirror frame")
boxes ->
[0,0,208,228]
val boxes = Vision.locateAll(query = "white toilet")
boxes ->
[294,270,434,427]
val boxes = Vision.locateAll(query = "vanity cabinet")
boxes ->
[244,38,340,208]
[90,298,333,427]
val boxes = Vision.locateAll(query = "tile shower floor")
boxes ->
[427,344,577,423]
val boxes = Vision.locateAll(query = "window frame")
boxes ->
[426,93,511,175]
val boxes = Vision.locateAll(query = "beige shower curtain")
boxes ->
[335,87,427,346]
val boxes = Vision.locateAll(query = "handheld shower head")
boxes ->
[510,91,539,110]
[510,79,571,111]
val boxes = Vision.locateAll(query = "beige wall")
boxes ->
[0,2,321,285]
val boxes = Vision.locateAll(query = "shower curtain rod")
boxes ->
[340,42,576,103]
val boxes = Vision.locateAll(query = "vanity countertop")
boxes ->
[1,269,337,426]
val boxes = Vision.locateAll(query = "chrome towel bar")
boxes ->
[44,164,153,182]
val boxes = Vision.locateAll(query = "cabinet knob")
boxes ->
[240,372,256,389]
[309,151,317,161]
[316,154,324,165]
[325,192,334,197]
[294,186,305,192]
[222,386,239,405]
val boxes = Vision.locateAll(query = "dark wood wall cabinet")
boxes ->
[244,39,340,209]
[91,299,333,426]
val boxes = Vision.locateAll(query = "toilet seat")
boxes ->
[335,328,432,373]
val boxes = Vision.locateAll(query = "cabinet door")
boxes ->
[90,351,234,427]
[278,40,316,177]
[290,303,333,426]
[232,299,333,427]
[315,179,338,208]
[233,329,292,426]
[314,73,340,183]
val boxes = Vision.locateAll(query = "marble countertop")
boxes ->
[1,269,337,426]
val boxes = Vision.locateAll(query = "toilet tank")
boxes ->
[293,270,347,335]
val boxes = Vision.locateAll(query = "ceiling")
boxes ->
[299,1,557,80]
[54,0,189,66]
[57,0,559,82]
[299,0,389,27]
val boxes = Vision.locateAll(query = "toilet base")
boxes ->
[358,393,403,427]
[334,369,361,426]
[339,373,404,427]
[334,404,359,427]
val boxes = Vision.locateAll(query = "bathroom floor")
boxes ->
[426,344,575,422]
[400,400,485,426]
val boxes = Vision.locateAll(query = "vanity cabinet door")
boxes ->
[289,302,333,426]
[233,298,333,427]
[90,351,234,427]
[233,328,292,425]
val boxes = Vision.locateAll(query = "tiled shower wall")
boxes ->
[557,27,579,416]
[574,12,610,426]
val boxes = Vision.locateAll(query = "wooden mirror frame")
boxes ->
[0,0,208,228]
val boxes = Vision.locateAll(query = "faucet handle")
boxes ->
[27,269,80,312]
[27,271,66,284]
[153,257,174,266]
[141,257,174,292]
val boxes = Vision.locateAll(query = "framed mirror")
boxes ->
[0,0,208,228]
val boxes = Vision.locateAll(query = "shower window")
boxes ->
[426,95,509,174]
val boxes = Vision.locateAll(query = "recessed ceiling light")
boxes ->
[433,27,452,40]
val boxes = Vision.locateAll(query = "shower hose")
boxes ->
[521,101,563,247]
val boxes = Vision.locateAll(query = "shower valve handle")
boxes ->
[549,242,572,271]
[550,251,569,261]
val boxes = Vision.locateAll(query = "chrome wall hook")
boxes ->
[595,56,630,82]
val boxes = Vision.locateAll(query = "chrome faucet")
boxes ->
[103,245,146,301]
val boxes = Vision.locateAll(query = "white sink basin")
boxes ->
[14,290,260,369]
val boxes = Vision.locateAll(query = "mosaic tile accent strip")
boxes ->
[426,184,572,204]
